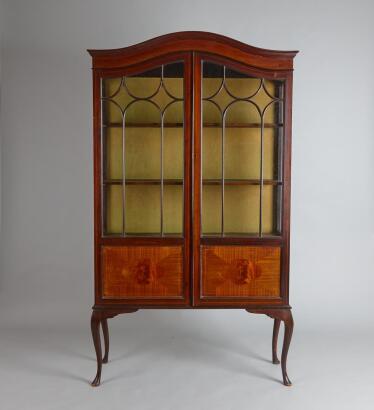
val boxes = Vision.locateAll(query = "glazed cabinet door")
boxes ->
[193,54,290,306]
[94,53,192,305]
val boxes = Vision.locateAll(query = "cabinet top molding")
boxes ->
[88,31,298,70]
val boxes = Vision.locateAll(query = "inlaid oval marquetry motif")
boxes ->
[233,258,260,285]
[133,259,153,285]
[102,246,183,298]
[201,246,280,298]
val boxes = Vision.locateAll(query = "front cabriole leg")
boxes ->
[280,310,294,386]
[246,308,294,386]
[90,311,102,386]
[90,308,138,386]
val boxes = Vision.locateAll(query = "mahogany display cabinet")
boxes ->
[88,32,298,386]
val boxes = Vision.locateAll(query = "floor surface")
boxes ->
[0,311,373,410]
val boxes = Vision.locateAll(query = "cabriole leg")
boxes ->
[272,318,281,364]
[281,311,294,386]
[246,308,294,386]
[101,319,109,364]
[90,308,138,386]
[91,311,102,386]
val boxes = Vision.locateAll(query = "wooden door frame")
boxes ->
[92,52,193,307]
[191,52,294,307]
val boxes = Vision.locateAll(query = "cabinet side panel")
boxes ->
[201,246,280,298]
[102,246,183,298]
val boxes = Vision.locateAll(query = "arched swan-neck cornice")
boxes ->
[88,31,298,71]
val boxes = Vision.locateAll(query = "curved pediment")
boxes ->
[88,31,298,70]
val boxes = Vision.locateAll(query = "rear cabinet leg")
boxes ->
[272,318,281,364]
[247,309,294,386]
[101,319,109,364]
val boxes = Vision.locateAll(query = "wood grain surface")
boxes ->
[102,246,183,298]
[88,31,298,70]
[201,246,280,298]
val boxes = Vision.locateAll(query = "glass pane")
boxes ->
[105,184,123,235]
[125,184,161,234]
[125,67,162,99]
[202,101,222,180]
[262,88,283,234]
[125,99,161,124]
[102,79,131,124]
[163,185,183,235]
[224,185,260,235]
[201,60,284,237]
[163,101,184,180]
[163,127,183,180]
[263,100,283,181]
[125,102,161,180]
[101,61,184,237]
[202,62,224,99]
[104,127,122,180]
[262,127,277,180]
[202,185,222,235]
[262,185,282,235]
[225,102,261,180]
[163,62,184,99]
[225,70,262,99]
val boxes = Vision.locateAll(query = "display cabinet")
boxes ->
[88,32,297,386]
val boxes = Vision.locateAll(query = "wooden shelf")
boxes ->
[104,178,183,185]
[104,122,183,128]
[104,178,280,186]
[103,122,283,129]
[201,233,281,238]
[202,179,282,186]
[203,122,283,128]
[103,232,183,238]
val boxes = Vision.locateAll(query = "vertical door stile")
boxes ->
[183,52,193,305]
[192,52,202,305]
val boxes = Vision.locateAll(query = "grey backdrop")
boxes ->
[1,1,374,408]
[1,0,374,328]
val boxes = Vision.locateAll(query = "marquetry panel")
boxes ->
[201,246,280,297]
[102,246,183,298]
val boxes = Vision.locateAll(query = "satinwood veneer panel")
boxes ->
[102,246,183,298]
[201,246,280,298]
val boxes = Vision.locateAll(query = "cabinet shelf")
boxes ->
[103,232,183,238]
[103,122,283,129]
[104,178,183,185]
[202,179,282,186]
[203,122,283,128]
[201,232,281,238]
[104,178,280,186]
[103,122,184,128]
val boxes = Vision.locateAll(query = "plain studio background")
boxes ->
[0,1,373,409]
